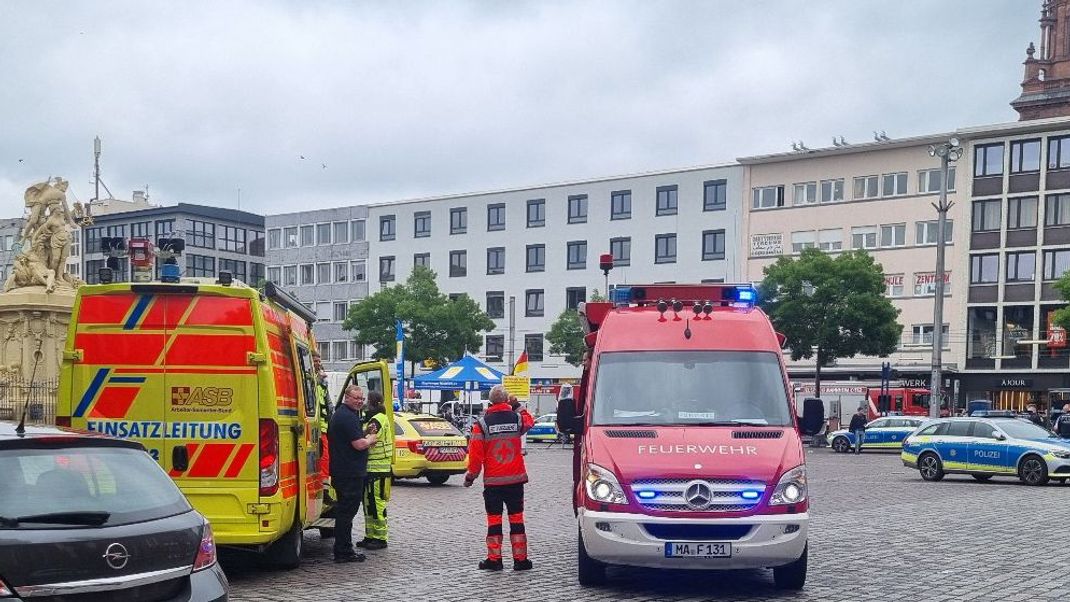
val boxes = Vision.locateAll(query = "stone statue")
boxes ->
[4,178,82,293]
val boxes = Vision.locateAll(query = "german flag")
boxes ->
[512,351,529,376]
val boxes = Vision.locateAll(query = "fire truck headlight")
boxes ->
[770,465,807,505]
[585,463,627,505]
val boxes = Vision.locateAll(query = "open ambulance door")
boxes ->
[338,360,394,429]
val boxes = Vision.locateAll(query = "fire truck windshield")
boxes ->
[591,351,792,427]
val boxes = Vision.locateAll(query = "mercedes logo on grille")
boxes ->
[684,480,713,510]
[103,543,130,570]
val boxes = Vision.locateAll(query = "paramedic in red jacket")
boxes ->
[464,384,535,571]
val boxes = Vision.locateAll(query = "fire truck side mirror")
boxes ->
[557,397,579,434]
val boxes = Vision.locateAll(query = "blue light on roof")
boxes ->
[609,287,633,306]
[737,288,756,303]
[636,490,657,500]
[741,490,761,500]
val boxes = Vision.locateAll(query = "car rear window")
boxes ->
[0,446,191,529]
[409,419,463,437]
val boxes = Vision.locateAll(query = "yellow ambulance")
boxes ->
[57,278,391,568]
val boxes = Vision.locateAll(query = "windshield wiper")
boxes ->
[681,420,775,427]
[606,422,661,427]
[0,516,18,527]
[10,511,110,526]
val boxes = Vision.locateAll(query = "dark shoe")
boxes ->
[355,538,370,548]
[513,559,533,571]
[334,553,366,563]
[364,539,387,550]
[478,558,504,571]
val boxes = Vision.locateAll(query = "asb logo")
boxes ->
[171,386,234,413]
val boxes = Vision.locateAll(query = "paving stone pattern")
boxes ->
[224,447,1070,601]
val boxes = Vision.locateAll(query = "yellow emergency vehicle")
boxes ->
[57,278,389,568]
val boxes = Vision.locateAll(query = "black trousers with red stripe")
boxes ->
[482,483,527,561]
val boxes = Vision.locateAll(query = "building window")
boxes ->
[85,227,102,253]
[315,263,330,284]
[219,225,246,253]
[414,211,431,238]
[414,253,430,269]
[793,182,817,206]
[333,302,349,322]
[611,190,632,219]
[525,334,544,362]
[568,195,588,224]
[188,220,215,249]
[885,274,905,297]
[85,259,104,284]
[881,173,908,197]
[350,260,366,282]
[300,264,315,286]
[791,231,815,253]
[249,231,265,257]
[350,341,364,361]
[916,220,954,245]
[186,254,215,278]
[1043,249,1070,280]
[851,226,878,249]
[267,266,281,284]
[566,287,586,310]
[1010,139,1042,174]
[485,335,504,362]
[567,241,587,270]
[970,254,999,284]
[880,223,906,248]
[449,250,467,277]
[1006,251,1036,282]
[333,221,349,244]
[316,223,332,245]
[1008,197,1039,229]
[972,200,1002,232]
[1046,194,1070,226]
[610,237,631,267]
[527,199,546,228]
[1049,135,1070,170]
[525,289,544,317]
[526,244,545,272]
[974,143,1005,177]
[250,262,265,284]
[703,180,727,211]
[299,224,314,246]
[655,233,677,264]
[379,256,395,282]
[351,220,366,242]
[131,221,151,238]
[486,291,505,319]
[911,324,950,347]
[914,272,950,296]
[487,203,506,231]
[156,219,176,239]
[656,185,678,216]
[752,185,785,209]
[487,247,505,275]
[268,228,282,250]
[379,215,396,241]
[450,207,467,234]
[853,176,880,200]
[334,261,349,283]
[968,307,997,360]
[818,228,842,251]
[332,341,348,362]
[702,230,726,260]
[918,167,957,193]
[819,179,845,203]
[317,341,330,362]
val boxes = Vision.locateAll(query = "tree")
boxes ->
[757,248,901,398]
[546,290,605,366]
[344,266,495,376]
[1050,274,1070,331]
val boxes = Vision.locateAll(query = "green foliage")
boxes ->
[546,290,605,366]
[344,266,495,369]
[1052,274,1070,329]
[757,248,901,368]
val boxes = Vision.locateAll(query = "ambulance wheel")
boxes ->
[318,527,335,539]
[577,527,606,586]
[832,437,850,454]
[972,474,993,482]
[426,474,450,486]
[773,544,807,590]
[917,452,944,482]
[1018,455,1049,486]
[266,514,303,569]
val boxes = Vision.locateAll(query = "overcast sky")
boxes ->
[0,1,1039,215]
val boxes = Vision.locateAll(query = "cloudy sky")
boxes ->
[0,1,1038,215]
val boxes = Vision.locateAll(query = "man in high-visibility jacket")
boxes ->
[313,351,332,482]
[360,390,394,550]
[464,384,535,571]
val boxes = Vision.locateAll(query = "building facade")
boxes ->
[363,165,744,380]
[0,218,24,285]
[264,207,371,372]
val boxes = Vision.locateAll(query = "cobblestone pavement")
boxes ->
[223,446,1070,601]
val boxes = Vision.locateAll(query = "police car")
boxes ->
[829,416,926,453]
[525,413,559,442]
[901,416,1070,485]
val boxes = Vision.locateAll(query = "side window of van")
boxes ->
[295,345,318,418]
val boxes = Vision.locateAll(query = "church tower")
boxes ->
[1012,0,1070,120]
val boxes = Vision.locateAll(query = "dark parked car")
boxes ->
[0,421,228,600]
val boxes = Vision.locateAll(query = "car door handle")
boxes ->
[173,446,190,472]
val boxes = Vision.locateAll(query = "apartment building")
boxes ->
[740,134,967,396]
[364,165,744,381]
[265,207,370,372]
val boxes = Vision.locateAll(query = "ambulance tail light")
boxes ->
[193,522,218,572]
[406,440,425,455]
[259,419,280,497]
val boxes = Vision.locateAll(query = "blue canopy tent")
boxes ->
[413,354,504,391]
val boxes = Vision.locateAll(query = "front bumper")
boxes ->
[393,459,468,478]
[578,508,808,570]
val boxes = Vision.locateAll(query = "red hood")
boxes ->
[588,426,802,485]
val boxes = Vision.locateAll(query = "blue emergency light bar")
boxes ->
[607,285,758,307]
[609,287,633,306]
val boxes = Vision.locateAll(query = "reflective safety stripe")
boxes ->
[484,473,528,486]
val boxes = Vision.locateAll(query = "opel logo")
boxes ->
[684,480,713,510]
[103,543,130,570]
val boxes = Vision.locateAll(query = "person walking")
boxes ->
[848,407,868,455]
[464,385,535,571]
[359,391,394,551]
[329,384,378,563]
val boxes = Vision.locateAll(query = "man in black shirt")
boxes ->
[329,384,378,562]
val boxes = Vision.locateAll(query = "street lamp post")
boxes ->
[927,138,965,418]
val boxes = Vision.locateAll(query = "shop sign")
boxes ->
[999,378,1033,389]
[750,233,783,258]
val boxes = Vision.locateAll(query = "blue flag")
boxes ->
[395,319,405,406]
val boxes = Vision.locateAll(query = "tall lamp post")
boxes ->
[927,138,964,418]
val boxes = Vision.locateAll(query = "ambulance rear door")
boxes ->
[292,341,324,525]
